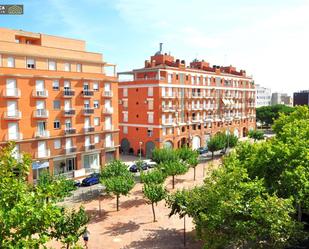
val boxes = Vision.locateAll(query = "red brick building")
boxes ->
[118,47,256,158]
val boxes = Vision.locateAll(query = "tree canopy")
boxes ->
[256,104,294,127]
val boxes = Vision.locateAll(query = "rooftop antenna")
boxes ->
[159,43,163,54]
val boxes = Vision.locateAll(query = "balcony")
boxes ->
[162,106,176,112]
[191,118,201,123]
[33,109,49,118]
[35,130,50,138]
[204,116,214,122]
[162,119,175,126]
[105,141,115,149]
[65,147,77,154]
[64,128,76,135]
[84,126,95,133]
[4,110,22,120]
[2,88,21,98]
[192,93,202,98]
[103,91,113,97]
[162,94,176,99]
[35,149,50,159]
[63,89,75,97]
[224,116,233,121]
[104,125,114,131]
[33,89,48,98]
[63,109,76,116]
[82,90,94,97]
[85,144,95,151]
[83,108,94,115]
[102,107,114,114]
[6,132,23,141]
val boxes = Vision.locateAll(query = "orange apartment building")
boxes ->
[118,46,256,158]
[0,28,119,182]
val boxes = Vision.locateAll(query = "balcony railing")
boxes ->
[33,89,48,98]
[191,118,201,123]
[4,110,22,120]
[85,144,95,151]
[83,108,94,115]
[162,119,175,126]
[35,149,50,158]
[33,109,49,118]
[35,130,50,138]
[63,89,75,97]
[102,107,113,114]
[3,88,21,98]
[104,125,114,131]
[6,132,23,141]
[103,91,113,97]
[65,147,77,154]
[64,128,76,135]
[82,90,94,97]
[162,106,176,112]
[105,141,115,148]
[63,109,76,116]
[84,126,95,133]
[162,94,176,98]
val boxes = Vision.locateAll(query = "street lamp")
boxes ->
[139,141,143,160]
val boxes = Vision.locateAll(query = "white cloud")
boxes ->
[113,0,309,94]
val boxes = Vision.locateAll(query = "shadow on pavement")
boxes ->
[102,221,141,236]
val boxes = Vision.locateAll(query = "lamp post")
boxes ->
[139,141,143,160]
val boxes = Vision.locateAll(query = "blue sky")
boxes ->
[1,0,308,94]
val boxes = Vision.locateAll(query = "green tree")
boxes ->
[100,160,135,211]
[159,160,188,189]
[152,148,178,164]
[140,169,166,185]
[176,147,199,180]
[167,161,302,249]
[36,170,76,203]
[207,134,225,159]
[0,143,88,248]
[256,104,294,127]
[50,207,89,249]
[187,152,199,181]
[143,184,166,222]
[248,129,264,141]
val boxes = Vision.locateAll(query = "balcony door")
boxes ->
[38,141,47,157]
[65,138,72,149]
[36,80,44,91]
[84,117,90,128]
[7,101,17,117]
[8,122,18,140]
[64,100,71,110]
[6,79,16,96]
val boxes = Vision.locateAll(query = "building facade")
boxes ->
[271,92,293,106]
[293,90,309,106]
[118,50,256,158]
[0,28,119,182]
[255,84,271,107]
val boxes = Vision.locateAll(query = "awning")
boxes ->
[222,99,229,105]
[32,161,49,170]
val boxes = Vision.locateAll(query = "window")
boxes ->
[53,100,61,110]
[123,112,128,122]
[93,82,99,91]
[64,62,71,72]
[48,60,56,70]
[148,87,153,97]
[147,128,153,137]
[76,63,82,72]
[168,74,172,83]
[54,120,60,129]
[7,57,15,67]
[54,139,61,149]
[52,80,59,90]
[162,127,166,136]
[94,100,99,109]
[148,100,153,110]
[148,113,154,123]
[123,126,128,134]
[123,88,128,97]
[94,117,100,126]
[94,134,100,144]
[26,58,35,69]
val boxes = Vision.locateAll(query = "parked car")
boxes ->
[129,164,139,173]
[74,180,81,187]
[197,147,208,154]
[81,173,100,186]
[147,161,157,168]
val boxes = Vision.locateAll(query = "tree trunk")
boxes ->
[151,202,157,222]
[172,175,175,189]
[66,243,70,249]
[193,167,196,181]
[211,151,214,159]
[297,202,302,222]
[116,194,120,211]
